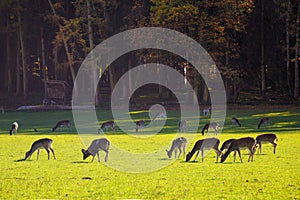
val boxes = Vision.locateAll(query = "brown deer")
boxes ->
[220,138,239,161]
[257,117,269,129]
[98,121,115,133]
[25,138,56,160]
[178,120,187,132]
[52,120,71,132]
[186,138,222,162]
[82,138,110,162]
[220,137,256,163]
[10,122,19,136]
[166,137,187,159]
[135,120,145,132]
[231,117,241,127]
[255,133,278,154]
[201,122,219,135]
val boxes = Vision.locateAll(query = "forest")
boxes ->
[0,0,299,107]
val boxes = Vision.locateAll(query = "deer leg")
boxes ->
[104,150,108,162]
[45,148,50,160]
[237,149,242,163]
[233,151,237,162]
[50,147,56,159]
[178,148,182,159]
[258,142,262,154]
[37,149,40,160]
[174,149,178,158]
[272,142,277,154]
[91,155,95,162]
[96,152,100,162]
[194,151,200,162]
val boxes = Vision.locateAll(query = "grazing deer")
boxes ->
[98,121,115,133]
[231,117,241,127]
[25,138,56,160]
[255,133,278,154]
[135,120,145,132]
[220,139,236,152]
[10,122,19,136]
[178,120,187,132]
[201,122,219,135]
[257,117,269,129]
[52,120,71,132]
[152,112,167,121]
[202,107,211,116]
[82,138,110,162]
[186,138,222,162]
[220,137,256,163]
[166,137,187,159]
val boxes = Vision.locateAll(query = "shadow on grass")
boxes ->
[14,158,26,162]
[72,161,89,164]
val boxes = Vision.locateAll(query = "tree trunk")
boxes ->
[294,1,300,98]
[47,0,76,94]
[6,30,12,93]
[18,12,27,99]
[286,0,292,96]
[15,31,21,96]
[260,0,266,99]
[41,27,47,100]
[87,0,99,106]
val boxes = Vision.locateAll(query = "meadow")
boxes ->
[0,108,299,199]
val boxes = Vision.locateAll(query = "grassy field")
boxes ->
[0,108,299,199]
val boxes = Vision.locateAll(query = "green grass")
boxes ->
[0,108,299,199]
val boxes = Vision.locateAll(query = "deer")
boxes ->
[10,122,19,136]
[98,121,115,133]
[152,112,167,121]
[166,137,187,159]
[82,138,110,162]
[255,133,278,154]
[25,138,56,160]
[202,107,211,116]
[135,120,145,132]
[231,117,241,127]
[201,122,219,135]
[185,138,222,162]
[52,120,71,132]
[257,117,269,129]
[220,137,256,163]
[220,138,239,161]
[178,120,187,132]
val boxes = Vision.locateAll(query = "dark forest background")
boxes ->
[0,0,299,107]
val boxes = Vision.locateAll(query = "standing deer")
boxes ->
[166,137,187,159]
[255,133,278,154]
[25,138,56,160]
[178,120,187,132]
[201,122,219,135]
[82,138,110,162]
[52,120,71,132]
[257,117,269,129]
[220,137,256,163]
[231,117,241,127]
[135,120,145,132]
[98,121,115,133]
[185,138,222,162]
[10,122,19,136]
[202,107,211,116]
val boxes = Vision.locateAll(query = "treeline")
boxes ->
[0,0,299,104]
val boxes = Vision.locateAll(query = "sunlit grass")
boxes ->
[0,108,299,199]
